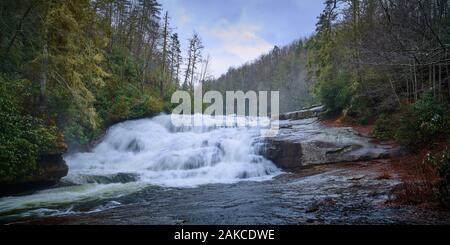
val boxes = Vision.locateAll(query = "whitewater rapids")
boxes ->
[66,114,279,187]
[0,114,280,218]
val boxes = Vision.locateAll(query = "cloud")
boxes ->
[158,0,323,78]
[205,20,274,77]
[210,21,259,42]
[177,7,191,26]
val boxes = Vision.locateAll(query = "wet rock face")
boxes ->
[0,154,68,196]
[37,154,69,181]
[264,139,303,169]
[76,173,140,185]
[279,105,325,121]
[263,117,402,170]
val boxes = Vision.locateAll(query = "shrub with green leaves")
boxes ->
[0,79,58,183]
[396,91,449,149]
[63,121,93,150]
[424,149,450,203]
[372,114,397,140]
[316,69,352,116]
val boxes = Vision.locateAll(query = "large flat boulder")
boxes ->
[263,117,403,170]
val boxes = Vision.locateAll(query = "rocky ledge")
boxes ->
[0,153,69,196]
[263,108,405,170]
[278,105,325,121]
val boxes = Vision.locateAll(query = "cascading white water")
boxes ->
[0,114,280,217]
[65,114,279,187]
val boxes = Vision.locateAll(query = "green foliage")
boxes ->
[63,121,97,150]
[425,149,450,203]
[44,1,109,130]
[372,114,397,140]
[0,77,58,182]
[1,0,174,182]
[316,69,352,116]
[308,28,398,120]
[0,139,36,182]
[91,47,167,127]
[306,0,449,150]
[396,92,449,149]
[4,0,173,140]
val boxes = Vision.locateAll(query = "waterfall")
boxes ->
[0,114,279,217]
[65,114,279,187]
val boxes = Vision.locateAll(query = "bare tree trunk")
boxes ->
[184,51,192,90]
[39,43,48,114]
[429,65,433,95]
[3,4,34,60]
[433,64,436,98]
[190,54,197,90]
[445,55,450,96]
[407,59,413,103]
[160,12,169,97]
[200,55,210,82]
[108,1,113,52]
[389,78,401,106]
[161,11,169,75]
[438,63,442,102]
[407,70,410,104]
[414,60,418,101]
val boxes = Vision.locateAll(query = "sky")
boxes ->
[158,0,325,78]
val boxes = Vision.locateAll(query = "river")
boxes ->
[0,115,449,225]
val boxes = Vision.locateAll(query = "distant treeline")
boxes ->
[204,40,317,113]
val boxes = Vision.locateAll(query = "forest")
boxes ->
[1,0,450,189]
[0,0,450,227]
[0,0,208,182]
[204,40,317,113]
[306,0,449,148]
